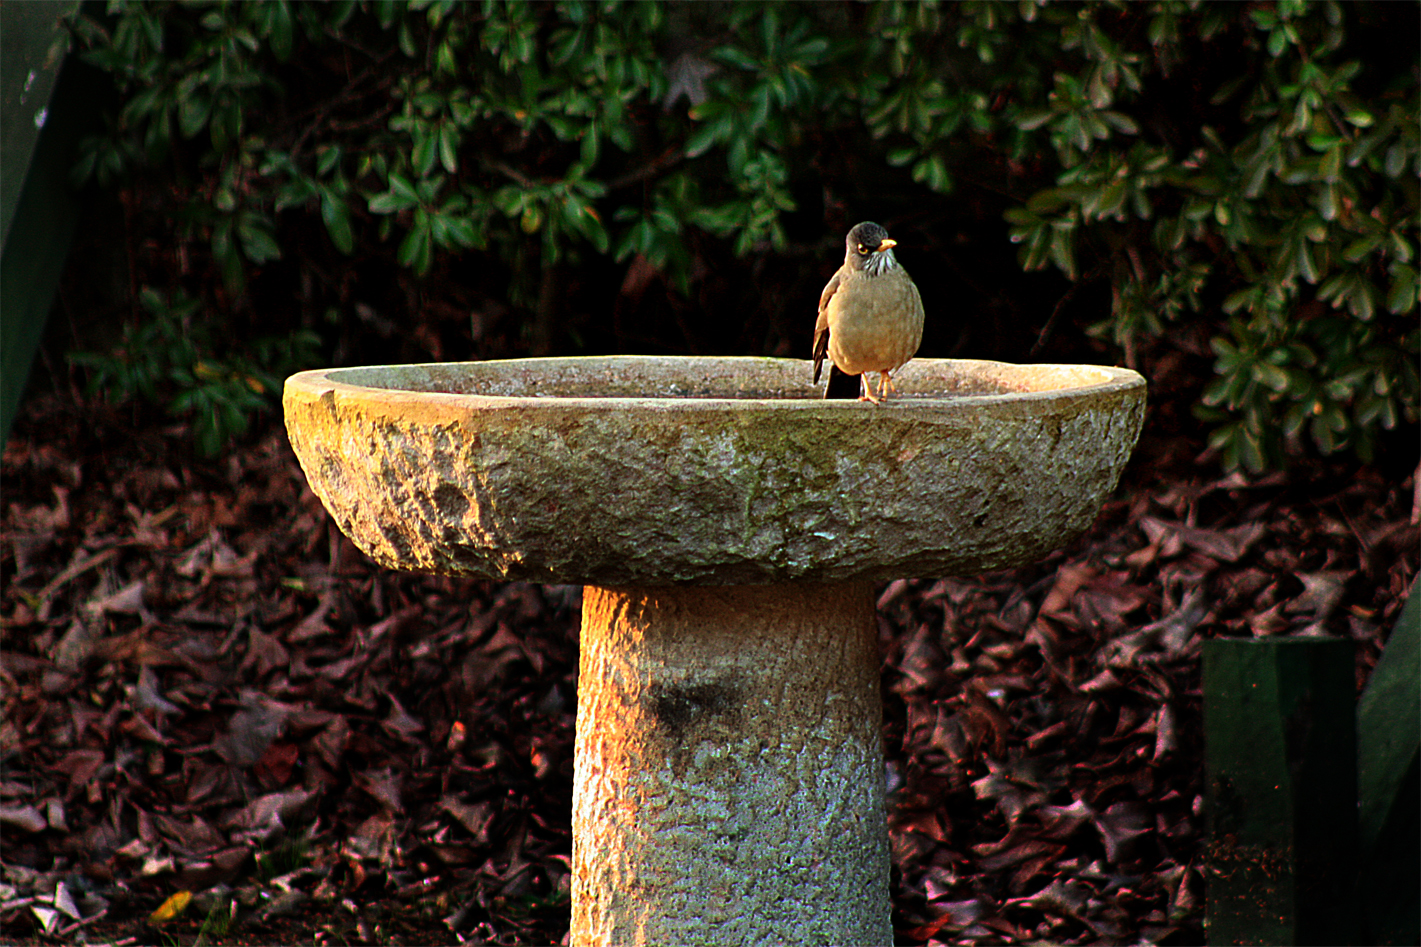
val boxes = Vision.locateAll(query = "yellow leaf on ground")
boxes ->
[148,890,192,924]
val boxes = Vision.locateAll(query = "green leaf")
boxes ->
[389,173,422,205]
[267,1,294,60]
[370,174,421,213]
[1250,7,1278,29]
[1222,287,1258,314]
[886,147,916,167]
[1387,231,1415,264]
[1016,109,1055,131]
[1250,361,1290,391]
[1101,111,1139,135]
[1386,264,1418,314]
[212,220,245,294]
[238,216,282,264]
[412,128,439,176]
[368,191,407,214]
[439,124,459,173]
[1343,108,1374,128]
[178,92,212,139]
[714,45,757,72]
[1343,233,1382,263]
[580,126,601,167]
[1320,144,1342,182]
[320,189,354,254]
[1091,179,1127,220]
[1048,226,1077,280]
[1351,277,1377,321]
[1384,144,1408,178]
[1012,223,1052,272]
[684,122,722,159]
[1296,241,1318,283]
[911,155,951,192]
[397,218,432,273]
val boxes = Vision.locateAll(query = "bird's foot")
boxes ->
[859,372,891,404]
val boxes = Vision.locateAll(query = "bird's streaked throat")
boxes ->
[866,248,898,277]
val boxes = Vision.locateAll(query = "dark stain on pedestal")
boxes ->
[644,679,742,744]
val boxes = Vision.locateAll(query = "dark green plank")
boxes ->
[1,1,104,445]
[1357,576,1420,945]
[1204,637,1358,946]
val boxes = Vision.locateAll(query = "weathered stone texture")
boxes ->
[283,356,1147,586]
[572,583,889,946]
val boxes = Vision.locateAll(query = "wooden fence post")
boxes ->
[1203,637,1358,946]
[1356,576,1420,945]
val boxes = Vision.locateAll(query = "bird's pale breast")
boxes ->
[825,269,925,376]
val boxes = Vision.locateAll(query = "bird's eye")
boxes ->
[857,245,868,255]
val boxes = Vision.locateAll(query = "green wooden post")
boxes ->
[1,1,106,445]
[1203,637,1358,946]
[1356,577,1420,945]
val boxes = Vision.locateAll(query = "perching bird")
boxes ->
[812,221,925,403]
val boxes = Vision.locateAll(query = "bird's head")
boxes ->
[844,221,899,276]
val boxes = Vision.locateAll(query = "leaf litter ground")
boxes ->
[1,392,1415,946]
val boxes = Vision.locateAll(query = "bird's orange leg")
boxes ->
[857,375,882,404]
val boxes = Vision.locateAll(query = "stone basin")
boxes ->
[284,354,1146,945]
[283,356,1146,586]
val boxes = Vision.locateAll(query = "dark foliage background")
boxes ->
[45,0,1419,472]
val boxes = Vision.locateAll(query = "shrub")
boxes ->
[68,287,318,456]
[64,0,1417,468]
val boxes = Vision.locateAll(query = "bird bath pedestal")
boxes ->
[284,356,1146,945]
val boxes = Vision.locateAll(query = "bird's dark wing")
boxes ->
[812,326,830,382]
[812,269,842,383]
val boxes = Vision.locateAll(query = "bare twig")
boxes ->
[1030,280,1083,359]
[608,148,686,192]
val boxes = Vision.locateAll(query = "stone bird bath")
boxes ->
[284,355,1146,945]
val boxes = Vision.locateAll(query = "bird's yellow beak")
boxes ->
[878,238,897,251]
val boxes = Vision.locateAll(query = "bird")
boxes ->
[812,221,925,403]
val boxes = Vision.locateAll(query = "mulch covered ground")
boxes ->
[1,386,1416,945]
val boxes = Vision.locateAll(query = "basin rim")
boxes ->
[284,355,1144,412]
